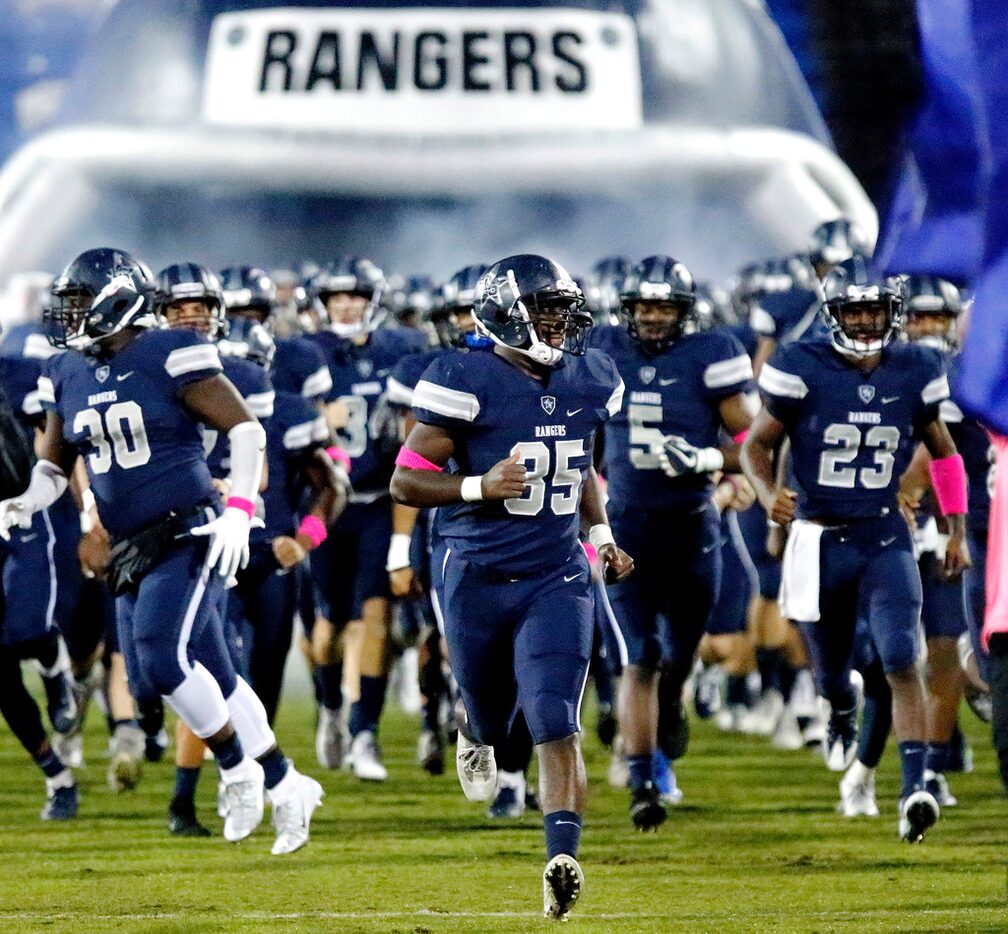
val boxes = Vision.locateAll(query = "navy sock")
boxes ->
[726,674,752,707]
[898,740,927,798]
[778,662,798,703]
[348,675,388,737]
[173,766,201,802]
[317,662,343,712]
[212,732,244,771]
[34,747,66,778]
[114,717,139,731]
[756,648,782,694]
[543,810,582,860]
[257,747,289,789]
[927,742,950,776]
[627,753,654,790]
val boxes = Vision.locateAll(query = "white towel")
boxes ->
[779,520,824,622]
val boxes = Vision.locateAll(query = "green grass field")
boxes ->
[1,686,1006,933]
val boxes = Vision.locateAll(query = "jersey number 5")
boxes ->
[505,439,585,517]
[73,402,151,474]
[817,423,900,490]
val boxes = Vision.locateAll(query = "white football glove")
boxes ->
[190,506,264,579]
[0,496,35,540]
[656,435,725,479]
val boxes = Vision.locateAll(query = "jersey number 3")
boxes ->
[505,439,585,516]
[73,402,151,474]
[817,423,899,490]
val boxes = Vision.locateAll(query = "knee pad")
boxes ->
[165,663,229,738]
[879,628,920,675]
[225,677,276,758]
[526,691,581,746]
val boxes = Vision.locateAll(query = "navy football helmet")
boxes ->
[473,254,590,366]
[902,274,964,352]
[808,218,870,269]
[219,266,277,346]
[585,256,633,324]
[308,256,386,338]
[821,256,904,357]
[157,263,226,339]
[218,322,276,370]
[433,263,488,348]
[387,274,437,330]
[694,282,735,332]
[620,255,696,352]
[47,248,157,352]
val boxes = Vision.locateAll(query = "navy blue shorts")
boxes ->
[310,498,392,625]
[706,510,757,636]
[116,537,232,702]
[919,551,967,639]
[962,526,989,682]
[737,503,781,599]
[441,546,592,747]
[607,501,721,668]
[0,494,83,646]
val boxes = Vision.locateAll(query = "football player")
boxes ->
[2,249,322,854]
[305,257,415,781]
[590,255,754,828]
[743,257,969,842]
[391,253,633,920]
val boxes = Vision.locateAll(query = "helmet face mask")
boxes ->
[309,258,386,339]
[620,255,696,353]
[901,275,963,352]
[623,298,691,349]
[821,256,903,358]
[158,263,227,339]
[163,298,226,339]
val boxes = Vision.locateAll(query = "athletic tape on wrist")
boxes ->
[588,524,615,552]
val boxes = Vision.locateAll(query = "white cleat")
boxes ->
[740,689,785,736]
[456,732,497,802]
[772,708,804,751]
[394,647,423,714]
[838,762,879,817]
[220,756,265,842]
[107,723,145,791]
[315,706,348,770]
[268,769,324,855]
[899,789,940,843]
[543,854,584,921]
[350,730,388,782]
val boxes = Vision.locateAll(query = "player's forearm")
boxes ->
[390,466,467,507]
[719,443,742,474]
[579,467,609,532]
[740,436,778,514]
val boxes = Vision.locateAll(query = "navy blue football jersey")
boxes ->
[387,348,450,407]
[412,348,623,574]
[759,338,948,520]
[203,354,274,477]
[751,285,826,344]
[308,328,415,494]
[39,329,222,540]
[590,325,752,510]
[271,335,332,401]
[0,323,62,433]
[255,390,328,543]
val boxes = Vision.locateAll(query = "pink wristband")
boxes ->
[326,446,352,473]
[928,453,968,515]
[298,515,327,548]
[733,429,749,445]
[395,446,443,472]
[227,496,256,519]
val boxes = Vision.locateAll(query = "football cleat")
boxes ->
[821,699,858,772]
[487,771,526,819]
[692,661,723,720]
[43,671,79,735]
[543,854,584,921]
[838,763,879,818]
[40,776,78,821]
[772,707,804,751]
[899,790,939,843]
[740,689,784,737]
[221,756,265,842]
[417,728,445,776]
[168,797,211,837]
[652,751,684,806]
[314,705,348,770]
[268,769,324,855]
[629,782,668,831]
[456,732,497,802]
[51,731,84,770]
[107,723,145,791]
[924,770,957,808]
[349,730,388,782]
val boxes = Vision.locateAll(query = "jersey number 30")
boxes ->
[505,440,585,516]
[817,423,900,489]
[73,403,151,474]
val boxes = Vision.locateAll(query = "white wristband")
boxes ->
[697,447,725,473]
[386,533,412,572]
[460,475,484,502]
[588,524,615,552]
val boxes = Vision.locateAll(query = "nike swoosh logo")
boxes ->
[701,543,717,554]
[116,371,134,381]
[564,573,581,582]
[554,820,580,827]
[659,377,678,386]
[881,396,899,404]
[20,533,37,542]
[880,536,897,547]
[566,408,583,417]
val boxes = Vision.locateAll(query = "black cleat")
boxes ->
[899,790,939,843]
[630,782,667,831]
[169,798,212,837]
[658,697,690,762]
[43,672,79,736]
[543,854,584,921]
